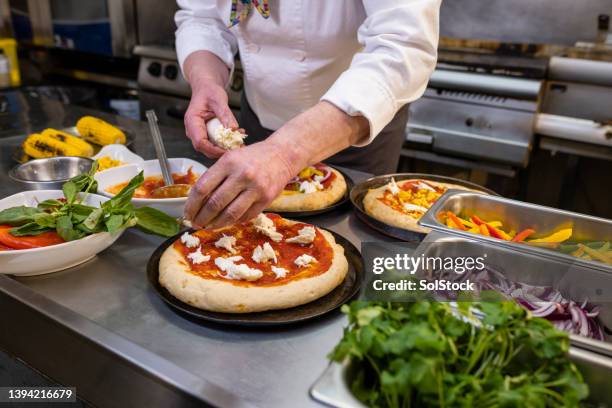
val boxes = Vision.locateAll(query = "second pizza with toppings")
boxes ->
[158,213,348,313]
[266,163,347,212]
[363,178,480,233]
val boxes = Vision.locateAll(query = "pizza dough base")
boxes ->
[266,168,347,212]
[158,227,349,313]
[363,180,480,233]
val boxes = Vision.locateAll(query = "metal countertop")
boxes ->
[0,93,400,407]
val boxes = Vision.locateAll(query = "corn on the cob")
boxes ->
[76,116,126,145]
[23,133,83,159]
[41,128,94,157]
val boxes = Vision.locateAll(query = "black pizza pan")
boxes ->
[13,126,136,163]
[270,168,354,218]
[350,173,499,242]
[146,229,363,327]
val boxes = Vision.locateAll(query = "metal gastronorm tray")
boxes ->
[419,190,612,274]
[413,231,612,358]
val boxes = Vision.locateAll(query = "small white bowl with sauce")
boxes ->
[94,158,207,217]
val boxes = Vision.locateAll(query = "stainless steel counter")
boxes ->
[0,93,402,407]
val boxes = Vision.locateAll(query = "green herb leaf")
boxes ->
[82,208,104,231]
[103,171,144,211]
[63,181,78,204]
[105,214,125,234]
[9,222,53,236]
[32,212,57,228]
[134,207,180,237]
[56,215,84,241]
[37,199,65,210]
[0,206,42,226]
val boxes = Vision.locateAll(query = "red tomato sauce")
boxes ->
[107,167,199,198]
[174,214,334,287]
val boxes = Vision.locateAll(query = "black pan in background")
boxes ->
[146,229,363,327]
[13,126,136,163]
[350,173,499,242]
[271,168,354,218]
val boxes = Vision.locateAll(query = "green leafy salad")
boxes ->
[330,301,588,407]
[0,162,180,246]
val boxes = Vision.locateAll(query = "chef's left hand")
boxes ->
[184,140,300,228]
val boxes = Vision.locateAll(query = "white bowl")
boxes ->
[94,158,207,218]
[92,144,144,166]
[0,190,125,276]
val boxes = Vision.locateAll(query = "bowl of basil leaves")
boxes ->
[0,163,180,276]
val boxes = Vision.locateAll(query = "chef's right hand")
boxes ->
[184,77,238,159]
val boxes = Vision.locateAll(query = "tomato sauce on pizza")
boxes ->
[174,214,334,287]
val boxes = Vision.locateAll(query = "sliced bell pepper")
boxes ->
[484,223,511,240]
[447,212,467,231]
[528,228,573,244]
[479,224,490,236]
[470,215,486,226]
[0,225,64,250]
[512,228,535,243]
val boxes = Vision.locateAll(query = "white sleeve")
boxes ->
[175,0,238,74]
[320,0,441,146]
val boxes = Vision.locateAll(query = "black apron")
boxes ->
[238,93,408,175]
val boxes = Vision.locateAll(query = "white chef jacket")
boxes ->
[175,0,440,146]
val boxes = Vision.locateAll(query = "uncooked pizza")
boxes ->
[363,178,479,233]
[159,213,349,313]
[266,163,347,212]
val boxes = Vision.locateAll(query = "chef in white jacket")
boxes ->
[179,0,441,228]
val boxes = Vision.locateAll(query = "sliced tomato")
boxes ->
[0,243,12,251]
[0,225,64,250]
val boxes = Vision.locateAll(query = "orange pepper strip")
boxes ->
[512,228,535,243]
[479,224,490,236]
[447,212,467,230]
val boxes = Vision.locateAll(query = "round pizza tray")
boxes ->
[271,168,355,219]
[13,126,136,163]
[146,229,364,327]
[350,173,499,242]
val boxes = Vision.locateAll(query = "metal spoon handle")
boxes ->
[146,109,173,186]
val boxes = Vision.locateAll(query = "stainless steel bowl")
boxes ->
[9,157,94,190]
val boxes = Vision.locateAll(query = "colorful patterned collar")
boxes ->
[229,0,270,27]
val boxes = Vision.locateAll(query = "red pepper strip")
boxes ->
[512,228,535,243]
[470,215,486,226]
[484,224,507,240]
[447,212,467,231]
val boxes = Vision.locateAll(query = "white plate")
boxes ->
[94,158,207,218]
[0,190,125,276]
[92,144,144,165]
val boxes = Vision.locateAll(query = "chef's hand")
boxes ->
[184,140,299,228]
[183,51,237,158]
[184,101,369,229]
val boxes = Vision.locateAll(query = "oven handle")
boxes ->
[166,106,187,120]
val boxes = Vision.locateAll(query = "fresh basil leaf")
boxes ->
[9,222,53,236]
[0,206,42,226]
[37,199,65,210]
[62,181,78,204]
[32,212,57,228]
[134,207,180,237]
[56,215,84,241]
[105,214,125,234]
[71,204,97,223]
[103,171,144,210]
[82,208,103,230]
